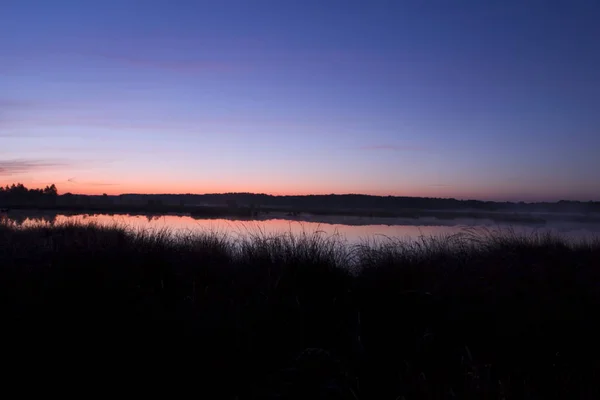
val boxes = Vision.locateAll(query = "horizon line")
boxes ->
[58,191,599,205]
[4,183,598,203]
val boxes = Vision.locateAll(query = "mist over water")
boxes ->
[5,212,600,244]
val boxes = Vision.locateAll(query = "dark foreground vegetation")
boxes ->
[2,220,600,399]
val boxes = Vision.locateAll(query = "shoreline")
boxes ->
[3,203,600,225]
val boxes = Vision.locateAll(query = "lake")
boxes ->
[4,211,600,244]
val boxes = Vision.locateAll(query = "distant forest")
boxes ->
[0,183,58,203]
[1,183,599,214]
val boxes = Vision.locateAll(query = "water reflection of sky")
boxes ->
[7,213,600,244]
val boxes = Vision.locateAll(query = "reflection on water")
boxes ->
[4,212,600,243]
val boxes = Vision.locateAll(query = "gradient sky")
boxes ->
[2,0,599,201]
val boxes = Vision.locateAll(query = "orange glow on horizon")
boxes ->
[1,178,596,202]
[1,179,451,198]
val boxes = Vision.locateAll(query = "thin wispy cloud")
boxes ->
[0,99,38,109]
[96,53,240,74]
[359,144,430,152]
[1,98,89,134]
[0,115,204,137]
[0,98,83,111]
[0,159,72,176]
[0,131,24,137]
[1,98,32,133]
[67,177,119,186]
[1,113,324,138]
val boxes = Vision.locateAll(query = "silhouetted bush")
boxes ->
[1,221,599,399]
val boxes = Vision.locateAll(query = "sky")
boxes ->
[1,0,599,201]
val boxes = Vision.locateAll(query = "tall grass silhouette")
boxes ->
[2,219,599,399]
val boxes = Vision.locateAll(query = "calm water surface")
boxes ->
[6,212,600,244]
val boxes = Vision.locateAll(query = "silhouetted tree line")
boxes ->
[119,193,600,213]
[0,183,58,205]
[2,183,599,213]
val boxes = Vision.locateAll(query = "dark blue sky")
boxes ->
[2,0,599,200]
